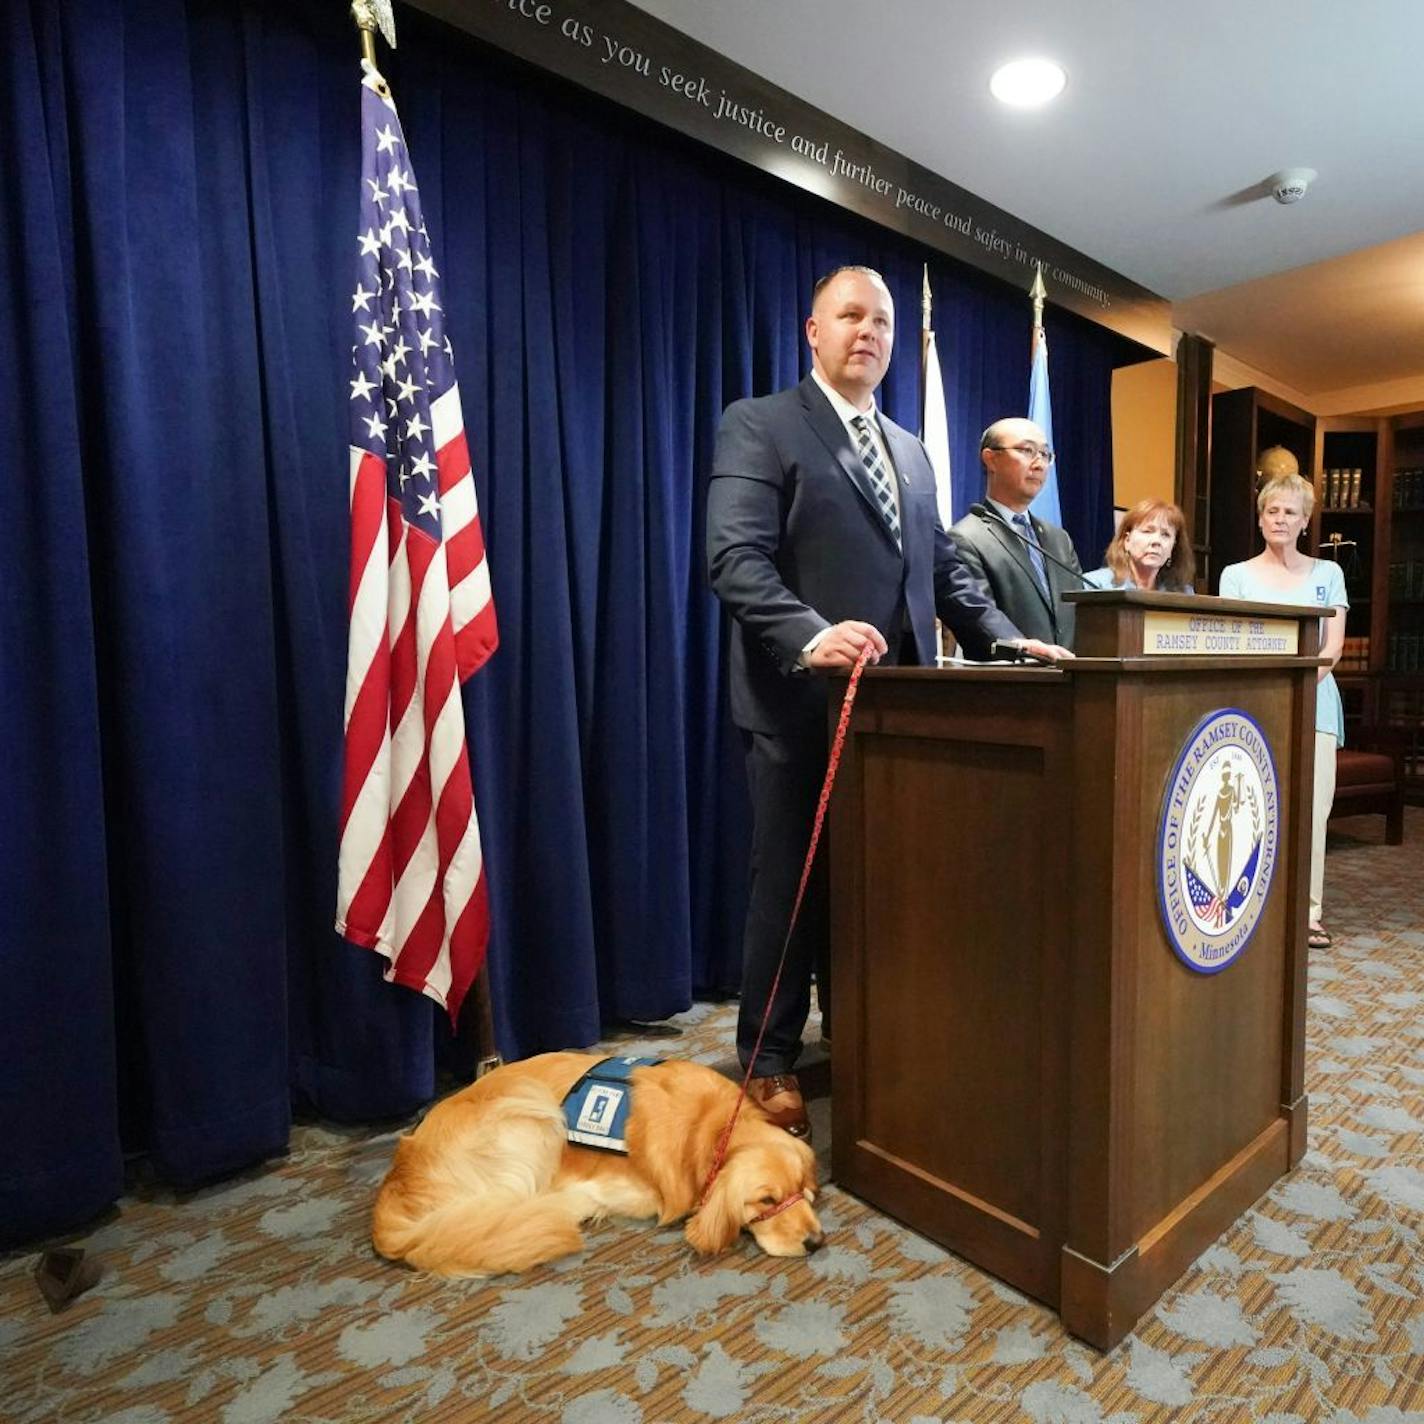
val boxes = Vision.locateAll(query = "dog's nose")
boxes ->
[803,1232,825,1254]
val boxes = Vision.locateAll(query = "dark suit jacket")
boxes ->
[707,375,1022,735]
[948,505,1082,649]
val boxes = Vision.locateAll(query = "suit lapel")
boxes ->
[980,509,1054,615]
[800,377,902,555]
[880,421,919,503]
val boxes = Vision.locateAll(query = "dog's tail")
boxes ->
[379,1191,590,1277]
[372,1080,579,1277]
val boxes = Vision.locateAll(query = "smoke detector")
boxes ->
[1270,168,1317,205]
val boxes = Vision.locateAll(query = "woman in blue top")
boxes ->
[1083,499,1195,593]
[1218,472,1348,950]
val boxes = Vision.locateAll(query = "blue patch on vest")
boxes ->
[562,1056,662,1153]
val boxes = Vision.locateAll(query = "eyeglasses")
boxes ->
[989,442,1055,465]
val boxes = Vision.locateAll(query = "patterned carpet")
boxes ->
[3,810,1422,1424]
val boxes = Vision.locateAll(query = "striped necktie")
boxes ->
[850,415,901,548]
[1012,512,1050,594]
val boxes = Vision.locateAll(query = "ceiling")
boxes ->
[628,0,1424,403]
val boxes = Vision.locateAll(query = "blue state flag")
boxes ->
[1027,326,1061,526]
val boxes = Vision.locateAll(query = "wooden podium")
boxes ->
[829,591,1325,1350]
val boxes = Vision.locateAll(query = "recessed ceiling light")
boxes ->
[990,58,1067,108]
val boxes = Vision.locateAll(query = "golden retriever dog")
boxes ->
[372,1052,824,1276]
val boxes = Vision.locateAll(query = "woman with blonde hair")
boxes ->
[1083,498,1195,592]
[1218,472,1348,950]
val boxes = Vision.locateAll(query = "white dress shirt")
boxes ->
[810,369,902,524]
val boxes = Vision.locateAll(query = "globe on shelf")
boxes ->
[1255,445,1299,482]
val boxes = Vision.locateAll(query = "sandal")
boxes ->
[1308,925,1332,949]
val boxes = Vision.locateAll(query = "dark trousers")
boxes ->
[737,729,830,1075]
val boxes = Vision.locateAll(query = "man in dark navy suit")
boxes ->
[706,266,1070,1138]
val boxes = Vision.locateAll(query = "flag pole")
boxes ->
[918,264,958,661]
[922,266,935,661]
[351,0,380,69]
[921,263,933,380]
[1026,263,1061,525]
[919,262,953,529]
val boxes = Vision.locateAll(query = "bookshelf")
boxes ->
[1208,388,1315,592]
[1387,415,1424,676]
[1312,412,1424,801]
[1384,414,1424,797]
[1207,393,1423,802]
[1313,417,1378,673]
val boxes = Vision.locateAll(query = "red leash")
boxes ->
[698,643,875,1211]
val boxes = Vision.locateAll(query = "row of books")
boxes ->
[1386,633,1424,673]
[1338,636,1371,672]
[1388,561,1424,602]
[1321,469,1367,510]
[1394,470,1424,510]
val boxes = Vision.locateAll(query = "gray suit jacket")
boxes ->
[707,376,1022,734]
[949,505,1082,649]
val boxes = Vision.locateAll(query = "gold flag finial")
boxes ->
[352,0,396,68]
[1029,263,1047,328]
[922,264,932,332]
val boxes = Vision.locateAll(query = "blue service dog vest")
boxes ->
[562,1056,662,1153]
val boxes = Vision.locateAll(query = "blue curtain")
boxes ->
[0,0,1145,1246]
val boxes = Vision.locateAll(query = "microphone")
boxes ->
[987,638,1059,665]
[968,503,1093,590]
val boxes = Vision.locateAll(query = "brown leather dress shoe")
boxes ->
[747,1073,811,1140]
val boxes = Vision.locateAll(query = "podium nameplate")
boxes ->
[1142,611,1299,657]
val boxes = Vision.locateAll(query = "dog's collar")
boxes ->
[750,1189,805,1223]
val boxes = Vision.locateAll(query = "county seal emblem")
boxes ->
[1156,708,1281,973]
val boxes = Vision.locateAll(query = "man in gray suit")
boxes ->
[950,419,1083,650]
[706,267,1069,1138]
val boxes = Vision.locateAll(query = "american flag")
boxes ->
[336,64,498,1025]
[1185,863,1228,928]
